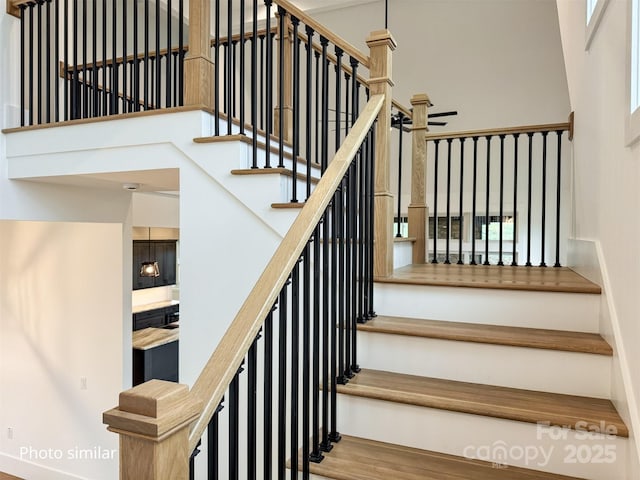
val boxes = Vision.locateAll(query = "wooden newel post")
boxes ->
[408,93,431,264]
[103,380,202,480]
[367,29,396,278]
[183,0,214,109]
[275,9,294,142]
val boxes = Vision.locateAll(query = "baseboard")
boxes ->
[0,453,88,480]
[568,238,640,474]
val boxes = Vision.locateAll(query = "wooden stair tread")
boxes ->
[272,202,305,209]
[359,316,613,355]
[0,473,25,480]
[337,369,628,437]
[376,264,602,294]
[303,435,586,480]
[231,167,320,184]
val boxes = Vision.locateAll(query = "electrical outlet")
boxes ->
[7,427,13,439]
[80,377,87,390]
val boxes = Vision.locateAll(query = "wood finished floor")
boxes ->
[359,315,613,355]
[0,473,24,480]
[376,264,601,294]
[336,369,628,437]
[304,435,587,480]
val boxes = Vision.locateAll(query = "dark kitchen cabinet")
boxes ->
[133,303,179,331]
[133,240,177,290]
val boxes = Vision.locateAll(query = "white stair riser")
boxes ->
[374,283,600,332]
[357,331,611,398]
[336,394,628,480]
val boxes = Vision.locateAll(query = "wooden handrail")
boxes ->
[392,100,412,120]
[273,0,369,68]
[425,121,572,141]
[187,94,384,452]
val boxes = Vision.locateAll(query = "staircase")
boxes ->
[304,265,627,480]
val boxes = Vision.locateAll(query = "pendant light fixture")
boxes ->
[140,227,160,278]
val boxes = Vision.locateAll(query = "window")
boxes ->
[627,0,640,144]
[585,0,611,50]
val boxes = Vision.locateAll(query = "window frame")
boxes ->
[627,0,640,145]
[585,0,611,50]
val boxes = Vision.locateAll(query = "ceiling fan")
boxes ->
[391,110,458,132]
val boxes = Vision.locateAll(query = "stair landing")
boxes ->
[376,264,601,294]
[305,435,586,480]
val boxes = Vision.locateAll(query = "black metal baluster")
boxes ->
[81,0,87,117]
[337,180,347,385]
[320,37,329,172]
[179,0,184,105]
[291,15,301,202]
[143,0,149,110]
[248,334,258,480]
[470,137,479,264]
[344,71,350,135]
[251,0,258,167]
[121,0,126,113]
[214,0,220,134]
[498,134,505,266]
[302,243,311,479]
[305,26,314,200]
[263,309,274,480]
[259,33,264,130]
[154,0,160,109]
[91,0,98,116]
[232,39,237,118]
[540,131,548,267]
[63,0,69,120]
[512,134,520,266]
[310,223,323,463]
[320,201,332,452]
[239,1,245,133]
[367,127,376,319]
[555,131,563,267]
[111,0,117,114]
[226,0,232,131]
[291,256,300,480]
[54,0,59,121]
[357,137,366,320]
[37,0,42,124]
[229,366,241,480]
[149,57,155,106]
[45,0,51,123]
[484,136,492,265]
[349,157,360,373]
[458,138,465,264]
[165,0,172,108]
[344,166,354,379]
[20,5,25,126]
[71,0,78,118]
[526,132,533,266]
[207,401,224,480]
[223,42,228,119]
[334,46,343,155]
[395,112,404,238]
[276,7,285,167]
[445,138,452,264]
[431,140,439,263]
[172,52,178,106]
[277,283,288,480]
[265,0,274,165]
[329,190,341,444]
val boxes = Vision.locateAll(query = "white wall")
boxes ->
[0,221,123,480]
[312,0,572,261]
[556,0,640,472]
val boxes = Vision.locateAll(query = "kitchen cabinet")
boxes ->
[132,328,179,386]
[133,302,179,331]
[133,240,177,290]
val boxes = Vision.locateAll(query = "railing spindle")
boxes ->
[445,138,452,264]
[471,137,479,264]
[540,131,548,267]
[277,282,288,480]
[498,134,505,266]
[458,138,465,264]
[305,26,314,199]
[512,134,520,266]
[239,1,245,133]
[555,131,563,268]
[263,310,274,480]
[302,243,311,478]
[251,0,258,168]
[165,0,172,109]
[265,0,274,165]
[248,334,258,480]
[431,140,440,263]
[526,132,533,266]
[484,136,492,265]
[291,15,301,202]
[229,366,241,480]
[214,0,220,134]
[310,223,323,462]
[395,112,404,238]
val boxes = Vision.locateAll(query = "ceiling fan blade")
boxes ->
[428,121,447,126]
[428,110,458,118]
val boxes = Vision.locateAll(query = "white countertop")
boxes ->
[132,299,179,314]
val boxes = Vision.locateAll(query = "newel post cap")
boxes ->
[411,93,433,107]
[366,29,397,50]
[103,380,202,441]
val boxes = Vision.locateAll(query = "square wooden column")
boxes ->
[408,93,431,264]
[183,0,214,110]
[366,30,396,278]
[103,380,202,480]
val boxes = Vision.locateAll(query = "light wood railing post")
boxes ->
[408,93,431,264]
[274,9,293,142]
[103,380,202,480]
[366,30,396,278]
[183,0,213,109]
